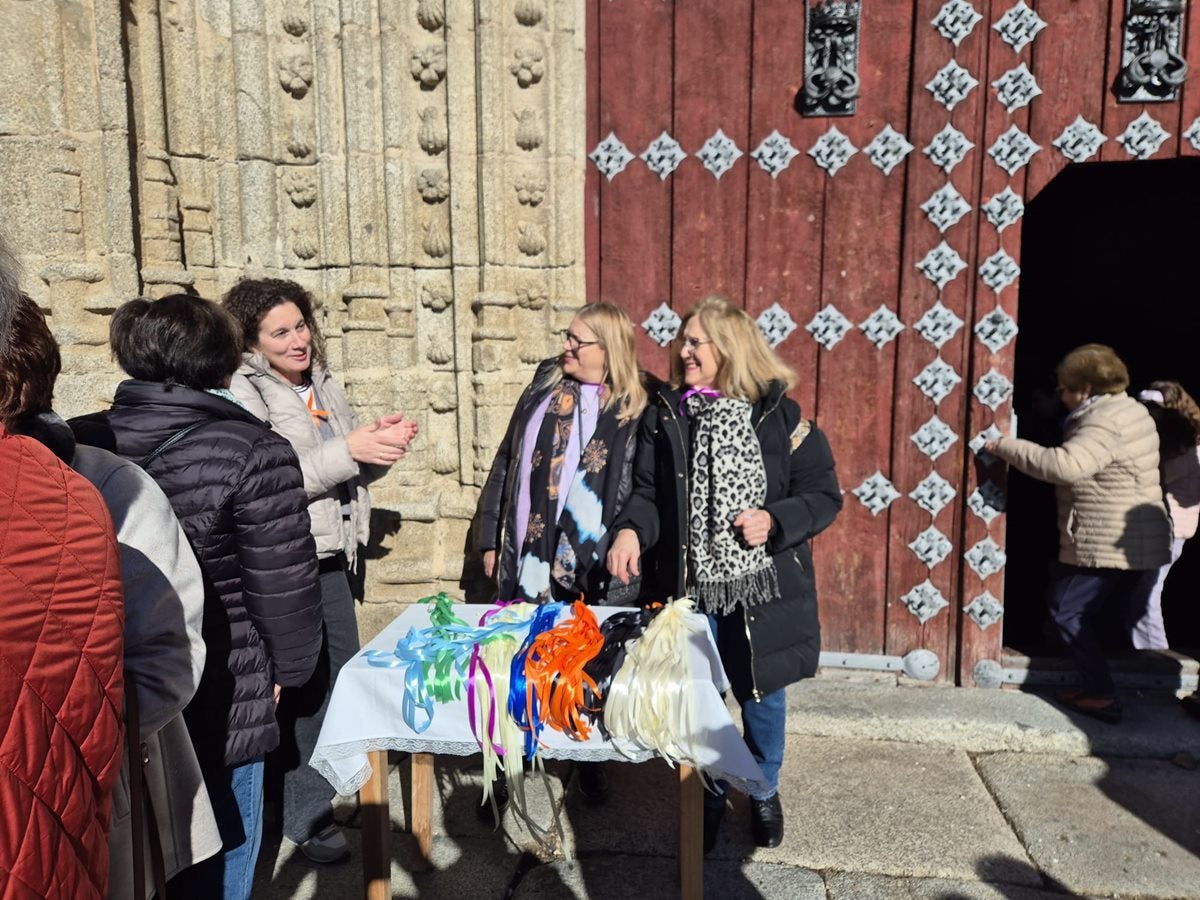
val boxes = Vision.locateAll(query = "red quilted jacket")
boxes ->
[0,429,125,899]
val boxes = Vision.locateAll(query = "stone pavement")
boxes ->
[253,680,1200,899]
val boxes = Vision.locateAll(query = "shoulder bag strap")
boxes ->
[125,677,169,899]
[137,421,210,469]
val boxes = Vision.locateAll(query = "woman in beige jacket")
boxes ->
[986,344,1170,723]
[224,278,417,863]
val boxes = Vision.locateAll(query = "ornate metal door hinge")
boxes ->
[1114,0,1188,102]
[799,1,862,117]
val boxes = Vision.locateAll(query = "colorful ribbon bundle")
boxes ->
[581,604,664,739]
[524,600,606,743]
[507,602,565,760]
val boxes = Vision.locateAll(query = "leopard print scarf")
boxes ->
[684,393,781,615]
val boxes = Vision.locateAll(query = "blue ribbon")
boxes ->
[508,603,564,760]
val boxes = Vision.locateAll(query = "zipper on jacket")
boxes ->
[744,391,785,702]
[660,395,692,593]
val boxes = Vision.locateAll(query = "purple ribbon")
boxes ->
[678,385,722,416]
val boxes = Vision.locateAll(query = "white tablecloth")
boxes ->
[311,603,769,798]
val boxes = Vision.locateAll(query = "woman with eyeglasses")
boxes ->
[607,295,842,853]
[474,301,648,806]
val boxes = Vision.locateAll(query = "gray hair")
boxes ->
[0,232,20,354]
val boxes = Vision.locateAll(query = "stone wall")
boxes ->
[0,0,586,626]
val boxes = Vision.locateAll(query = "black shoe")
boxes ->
[750,794,784,848]
[1181,692,1200,722]
[702,802,725,855]
[577,762,609,806]
[477,770,509,822]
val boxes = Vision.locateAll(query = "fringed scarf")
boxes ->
[684,392,781,615]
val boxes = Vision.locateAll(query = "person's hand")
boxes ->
[373,413,419,447]
[983,440,1001,455]
[733,508,772,547]
[482,549,497,579]
[345,413,418,467]
[273,683,282,708]
[606,528,641,585]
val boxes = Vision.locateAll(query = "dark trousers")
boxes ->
[269,558,361,843]
[1048,563,1155,697]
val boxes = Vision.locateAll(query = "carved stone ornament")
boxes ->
[642,303,681,347]
[518,222,546,257]
[800,1,862,117]
[974,368,1014,411]
[992,63,1042,114]
[516,282,548,311]
[911,415,958,461]
[1114,0,1188,103]
[969,424,1004,464]
[859,305,904,349]
[1116,111,1170,159]
[411,45,447,89]
[921,183,972,234]
[422,219,449,258]
[588,132,634,181]
[290,227,318,260]
[965,536,1008,579]
[933,0,983,47]
[417,0,445,31]
[978,249,1020,294]
[909,525,953,569]
[808,126,858,176]
[806,305,853,350]
[1184,117,1200,152]
[853,471,901,517]
[913,357,962,406]
[964,591,1004,630]
[282,168,317,208]
[514,109,542,151]
[697,129,744,179]
[281,6,308,36]
[278,54,314,98]
[974,305,1019,353]
[909,471,957,517]
[901,580,950,625]
[982,187,1024,233]
[987,125,1041,176]
[419,106,449,155]
[923,124,975,175]
[757,302,798,348]
[420,284,452,312]
[992,1,1047,54]
[510,48,545,88]
[968,480,1007,524]
[514,0,545,28]
[513,173,546,206]
[914,301,965,350]
[864,125,914,176]
[916,241,968,292]
[641,132,687,180]
[417,169,450,204]
[926,60,979,112]
[751,130,801,178]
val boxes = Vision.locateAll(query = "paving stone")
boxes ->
[826,872,1099,900]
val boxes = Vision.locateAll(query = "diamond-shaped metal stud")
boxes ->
[859,305,904,349]
[974,306,1019,353]
[917,241,968,291]
[696,129,744,179]
[968,480,1007,524]
[901,579,950,624]
[964,591,1004,629]
[974,368,1014,410]
[969,424,1003,463]
[913,357,963,406]
[965,536,1007,579]
[912,416,959,461]
[640,131,687,181]
[988,125,1041,176]
[1052,115,1107,164]
[933,0,983,47]
[909,525,953,569]
[853,471,901,517]
[926,60,979,112]
[910,471,958,517]
[921,183,972,234]
[1184,117,1200,153]
[641,302,680,347]
[808,126,858,176]
[979,249,1020,294]
[982,187,1025,233]
[757,302,798,348]
[865,125,914,176]
[992,0,1047,54]
[751,129,800,179]
[914,301,965,350]
[806,305,853,350]
[588,132,634,181]
[992,63,1042,114]
[1116,111,1170,160]
[924,124,975,175]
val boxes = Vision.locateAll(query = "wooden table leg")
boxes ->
[360,749,390,900]
[411,752,435,862]
[679,764,703,900]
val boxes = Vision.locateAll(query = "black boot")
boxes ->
[750,794,784,848]
[703,801,725,854]
[477,769,509,822]
[576,762,609,806]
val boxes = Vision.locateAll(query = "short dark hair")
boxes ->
[0,293,61,425]
[222,278,327,369]
[109,294,242,389]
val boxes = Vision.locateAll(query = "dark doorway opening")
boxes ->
[1006,157,1200,657]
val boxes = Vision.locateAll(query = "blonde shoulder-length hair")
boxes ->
[670,295,796,402]
[536,301,648,423]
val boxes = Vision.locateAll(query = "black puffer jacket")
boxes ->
[72,381,322,769]
[614,380,842,700]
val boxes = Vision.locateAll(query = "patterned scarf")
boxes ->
[685,392,781,615]
[515,379,622,603]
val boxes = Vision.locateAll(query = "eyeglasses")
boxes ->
[680,337,713,353]
[561,329,601,350]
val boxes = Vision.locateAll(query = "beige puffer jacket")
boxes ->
[993,392,1171,571]
[230,353,372,567]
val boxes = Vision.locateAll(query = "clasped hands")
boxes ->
[347,412,420,466]
[604,508,773,586]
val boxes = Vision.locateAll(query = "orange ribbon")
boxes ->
[524,600,605,743]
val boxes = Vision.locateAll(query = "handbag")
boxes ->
[126,676,169,899]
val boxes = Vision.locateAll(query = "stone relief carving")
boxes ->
[514,109,542,150]
[417,168,450,203]
[411,45,447,89]
[417,0,446,32]
[278,54,314,98]
[418,106,449,155]
[422,219,450,258]
[283,168,318,207]
[515,0,545,27]
[511,48,545,88]
[518,222,546,256]
[514,173,547,206]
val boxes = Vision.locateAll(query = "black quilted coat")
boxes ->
[72,381,322,769]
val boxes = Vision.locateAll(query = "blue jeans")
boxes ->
[169,756,265,900]
[705,613,786,804]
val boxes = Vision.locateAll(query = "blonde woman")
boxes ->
[608,295,842,852]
